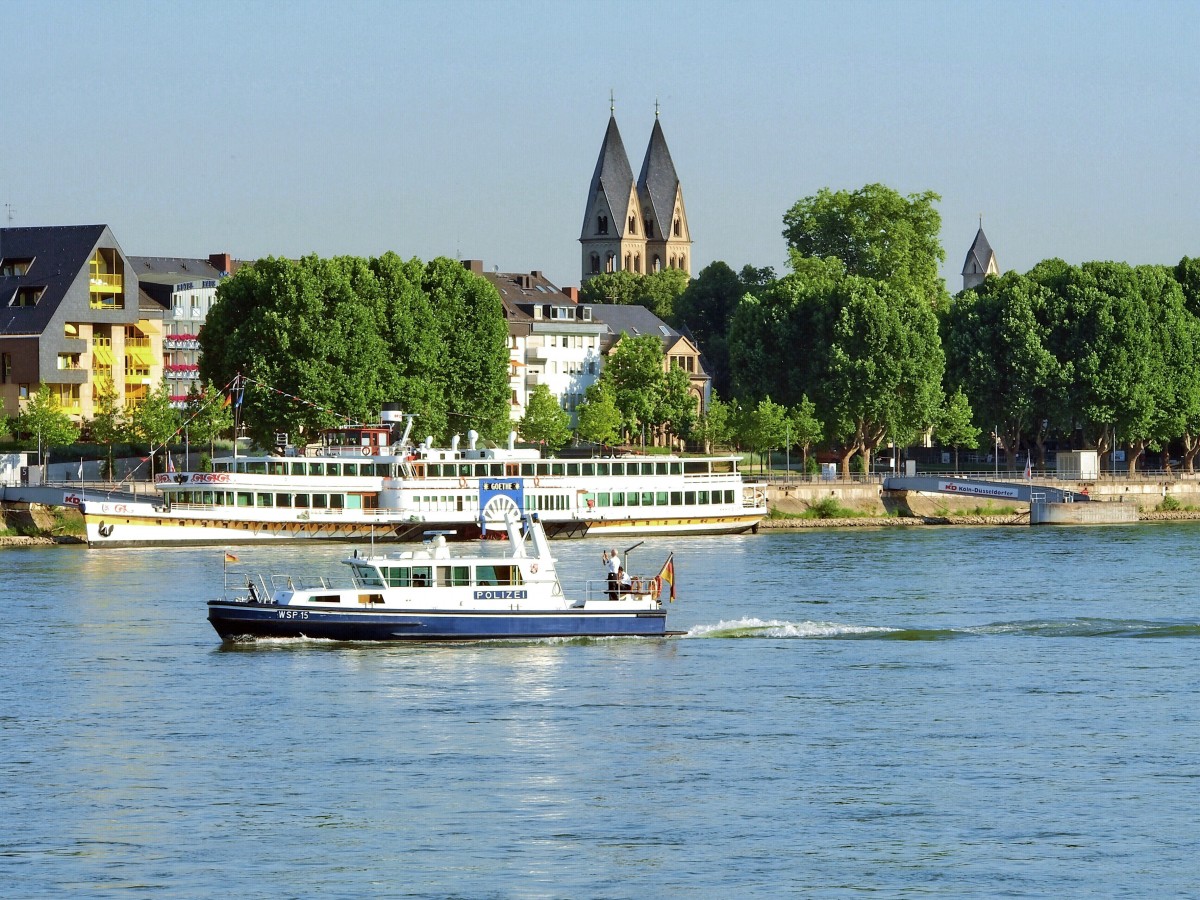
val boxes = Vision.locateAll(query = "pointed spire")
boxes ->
[580,110,635,239]
[638,116,680,236]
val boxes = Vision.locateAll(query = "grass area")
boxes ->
[50,508,86,537]
[769,497,879,520]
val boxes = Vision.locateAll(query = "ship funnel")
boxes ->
[467,429,478,450]
[508,431,517,450]
[424,436,433,449]
[451,434,461,451]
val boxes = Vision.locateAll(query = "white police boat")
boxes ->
[207,512,677,641]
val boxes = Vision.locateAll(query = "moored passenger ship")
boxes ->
[82,410,767,547]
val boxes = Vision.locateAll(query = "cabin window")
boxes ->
[581,463,595,476]
[358,594,384,605]
[596,493,610,507]
[698,491,709,504]
[326,463,341,477]
[596,463,609,476]
[268,462,286,475]
[657,491,668,505]
[214,462,230,474]
[277,494,292,507]
[312,494,328,509]
[642,492,655,506]
[551,463,565,476]
[490,463,503,477]
[312,595,341,604]
[257,493,273,507]
[536,463,550,476]
[566,463,580,476]
[294,494,309,508]
[684,461,709,475]
[684,491,696,505]
[246,462,266,475]
[670,462,683,475]
[610,463,624,476]
[308,463,324,476]
[383,567,410,588]
[476,564,520,586]
[236,492,252,507]
[521,463,535,477]
[627,493,639,507]
[411,566,433,587]
[375,464,392,477]
[656,463,668,476]
[611,493,624,507]
[330,494,344,509]
[290,462,305,476]
[357,568,385,588]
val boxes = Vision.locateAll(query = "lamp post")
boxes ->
[785,420,790,485]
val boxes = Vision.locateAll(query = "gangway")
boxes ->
[882,475,1089,504]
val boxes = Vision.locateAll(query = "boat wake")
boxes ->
[685,617,1200,640]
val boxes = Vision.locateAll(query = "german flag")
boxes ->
[657,554,676,602]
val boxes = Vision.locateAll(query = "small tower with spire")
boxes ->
[962,218,998,290]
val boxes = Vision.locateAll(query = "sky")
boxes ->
[5,0,1198,292]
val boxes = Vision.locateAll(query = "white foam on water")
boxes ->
[685,617,900,639]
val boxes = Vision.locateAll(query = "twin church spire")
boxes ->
[580,104,691,283]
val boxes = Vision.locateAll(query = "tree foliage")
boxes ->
[575,381,622,448]
[782,183,948,307]
[598,332,666,441]
[580,268,690,321]
[199,254,510,448]
[518,384,572,451]
[16,386,81,461]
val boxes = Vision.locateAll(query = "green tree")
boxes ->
[787,395,823,473]
[87,382,127,479]
[575,381,622,448]
[599,333,666,444]
[200,254,509,448]
[129,382,181,478]
[935,387,980,472]
[691,393,734,454]
[656,366,698,449]
[183,381,234,461]
[673,261,752,398]
[518,384,572,451]
[942,271,1060,469]
[743,396,789,473]
[782,182,948,307]
[16,386,81,465]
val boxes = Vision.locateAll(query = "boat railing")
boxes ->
[167,502,403,518]
[581,576,661,604]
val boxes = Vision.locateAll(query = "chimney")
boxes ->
[209,253,232,275]
[462,259,484,274]
[530,270,543,279]
[562,286,580,302]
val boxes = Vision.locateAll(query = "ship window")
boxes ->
[326,463,341,476]
[596,493,610,507]
[312,595,341,604]
[277,494,292,507]
[291,462,305,476]
[698,491,709,504]
[656,463,668,475]
[609,463,622,476]
[427,464,441,477]
[411,566,432,587]
[268,462,286,475]
[611,493,624,507]
[552,463,565,476]
[384,567,410,587]
[684,461,709,475]
[237,492,253,507]
[257,493,273,507]
[670,462,683,475]
[520,463,534,476]
[670,491,682,505]
[725,490,735,504]
[642,492,654,506]
[330,494,344,509]
[357,568,384,588]
[684,491,696,505]
[312,494,328,509]
[308,463,324,476]
[295,494,309,508]
[596,463,609,476]
[581,463,595,476]
[627,493,639,506]
[490,463,503,477]
[246,462,266,475]
[657,491,668,505]
[452,566,470,586]
[566,463,579,476]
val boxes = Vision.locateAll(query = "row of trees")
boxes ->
[6,382,231,478]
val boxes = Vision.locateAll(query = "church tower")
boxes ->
[637,110,691,276]
[580,106,646,283]
[962,222,998,291]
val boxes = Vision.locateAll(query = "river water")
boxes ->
[3,524,1199,897]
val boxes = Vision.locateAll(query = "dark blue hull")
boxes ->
[207,602,668,641]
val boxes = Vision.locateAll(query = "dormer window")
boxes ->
[12,286,44,307]
[0,257,33,277]
[597,215,609,235]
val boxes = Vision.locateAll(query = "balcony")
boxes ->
[525,370,542,386]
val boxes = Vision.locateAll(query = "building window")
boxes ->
[606,253,615,273]
[645,219,654,238]
[13,286,44,306]
[673,217,681,237]
[590,253,600,274]
[0,257,33,276]
[634,254,641,273]
[597,215,608,235]
[628,215,637,234]
[624,253,631,271]
[653,255,662,273]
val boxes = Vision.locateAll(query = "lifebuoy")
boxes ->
[362,447,371,456]
[459,477,468,488]
[651,576,661,599]
[530,563,539,574]
[534,477,541,487]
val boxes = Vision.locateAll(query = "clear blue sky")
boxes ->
[6,0,1197,291]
